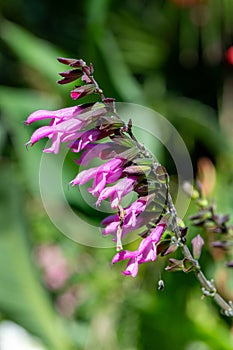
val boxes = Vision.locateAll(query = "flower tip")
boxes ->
[122,270,136,277]
[25,141,32,150]
[68,180,74,188]
[57,57,67,64]
[111,254,121,265]
[56,78,65,85]
[70,91,80,100]
[57,57,77,66]
[117,244,123,252]
[95,199,101,208]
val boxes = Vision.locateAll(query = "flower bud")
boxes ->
[191,234,204,259]
[71,84,96,100]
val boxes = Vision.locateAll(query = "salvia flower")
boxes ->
[112,223,166,277]
[102,195,156,250]
[24,57,233,316]
[76,142,128,166]
[96,176,137,209]
[26,57,170,276]
[25,103,110,154]
[74,158,128,199]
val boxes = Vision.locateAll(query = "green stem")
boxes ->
[167,195,233,316]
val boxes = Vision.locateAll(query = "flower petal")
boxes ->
[112,250,136,264]
[29,126,54,145]
[25,106,87,125]
[122,258,139,277]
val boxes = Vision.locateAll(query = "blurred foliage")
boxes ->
[0,0,233,349]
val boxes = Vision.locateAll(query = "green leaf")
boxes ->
[0,166,75,350]
[0,19,65,90]
[0,86,60,194]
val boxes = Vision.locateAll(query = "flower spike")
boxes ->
[25,56,233,317]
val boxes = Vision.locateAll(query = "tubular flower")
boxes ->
[24,57,233,317]
[101,195,156,245]
[70,158,126,196]
[26,57,170,276]
[112,223,166,277]
[76,142,127,166]
[25,102,110,154]
[96,176,137,209]
[68,129,114,153]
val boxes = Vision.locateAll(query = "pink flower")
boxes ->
[27,119,85,154]
[76,143,111,166]
[25,104,92,125]
[112,223,166,277]
[69,129,112,153]
[76,142,129,166]
[102,194,155,235]
[71,158,125,196]
[25,103,108,154]
[35,244,71,290]
[96,176,137,209]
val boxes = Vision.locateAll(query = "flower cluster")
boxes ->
[25,56,233,316]
[25,57,173,277]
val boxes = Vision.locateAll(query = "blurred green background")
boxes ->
[0,0,233,349]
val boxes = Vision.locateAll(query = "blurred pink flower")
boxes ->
[56,287,78,317]
[35,244,71,290]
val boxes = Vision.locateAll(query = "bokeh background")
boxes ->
[1,0,233,349]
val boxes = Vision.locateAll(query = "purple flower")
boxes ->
[76,143,111,166]
[25,103,109,154]
[112,223,166,277]
[69,129,112,153]
[25,57,172,277]
[71,158,125,196]
[25,105,92,125]
[76,142,129,166]
[96,176,137,209]
[102,194,155,234]
[27,119,85,154]
[102,195,156,251]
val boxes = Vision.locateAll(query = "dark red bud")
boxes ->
[57,57,87,68]
[57,69,83,84]
[71,84,96,100]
